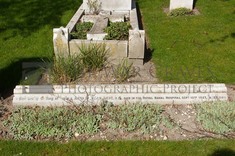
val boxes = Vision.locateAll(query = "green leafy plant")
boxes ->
[168,8,193,17]
[4,107,101,140]
[87,0,101,15]
[79,43,108,71]
[50,55,84,84]
[70,22,93,39]
[3,103,175,140]
[106,104,165,133]
[104,22,131,40]
[112,59,136,82]
[196,102,235,134]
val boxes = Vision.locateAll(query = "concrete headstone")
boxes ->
[170,0,194,11]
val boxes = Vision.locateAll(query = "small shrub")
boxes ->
[3,104,174,140]
[104,22,131,40]
[79,43,108,71]
[87,0,101,15]
[168,8,193,17]
[196,102,235,134]
[112,59,136,82]
[4,107,101,140]
[50,55,83,84]
[70,22,93,39]
[106,104,165,133]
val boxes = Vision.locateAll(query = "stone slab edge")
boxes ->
[13,84,228,106]
[66,4,85,33]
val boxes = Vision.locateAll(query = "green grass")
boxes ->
[0,0,82,96]
[138,0,235,83]
[0,140,235,156]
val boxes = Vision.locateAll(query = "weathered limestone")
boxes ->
[83,0,133,12]
[81,15,99,23]
[170,0,194,11]
[108,14,125,22]
[13,84,228,106]
[69,40,128,61]
[87,16,108,40]
[53,27,70,56]
[130,3,139,30]
[128,30,145,65]
[66,4,85,33]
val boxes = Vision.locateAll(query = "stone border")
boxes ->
[66,4,85,33]
[13,84,228,106]
[53,0,145,66]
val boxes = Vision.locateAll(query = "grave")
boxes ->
[12,0,229,106]
[170,0,194,11]
[13,84,228,106]
[53,0,145,65]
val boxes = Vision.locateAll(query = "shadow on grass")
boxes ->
[0,0,82,40]
[209,32,235,43]
[144,47,154,63]
[193,0,198,8]
[0,57,49,98]
[211,148,235,156]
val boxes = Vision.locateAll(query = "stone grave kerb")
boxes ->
[83,0,133,13]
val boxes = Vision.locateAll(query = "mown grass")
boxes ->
[0,139,235,156]
[138,0,235,83]
[0,0,83,96]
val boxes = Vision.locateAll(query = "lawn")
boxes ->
[138,0,235,83]
[0,139,235,156]
[0,0,82,96]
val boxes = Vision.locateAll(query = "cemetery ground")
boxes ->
[0,0,235,154]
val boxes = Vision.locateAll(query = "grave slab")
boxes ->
[13,84,228,106]
[87,16,108,40]
[170,0,194,11]
[83,0,133,12]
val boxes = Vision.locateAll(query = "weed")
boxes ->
[168,8,193,17]
[4,106,101,140]
[50,55,83,84]
[87,0,101,15]
[195,102,235,134]
[106,104,164,134]
[112,59,136,82]
[79,43,108,71]
[104,22,131,40]
[70,22,93,39]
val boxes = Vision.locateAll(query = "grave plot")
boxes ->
[12,0,229,106]
[53,0,145,66]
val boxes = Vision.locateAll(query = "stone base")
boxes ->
[13,84,228,106]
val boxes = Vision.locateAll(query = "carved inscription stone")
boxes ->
[13,84,228,106]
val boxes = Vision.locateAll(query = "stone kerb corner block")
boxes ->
[128,30,145,65]
[170,0,194,11]
[53,27,70,57]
